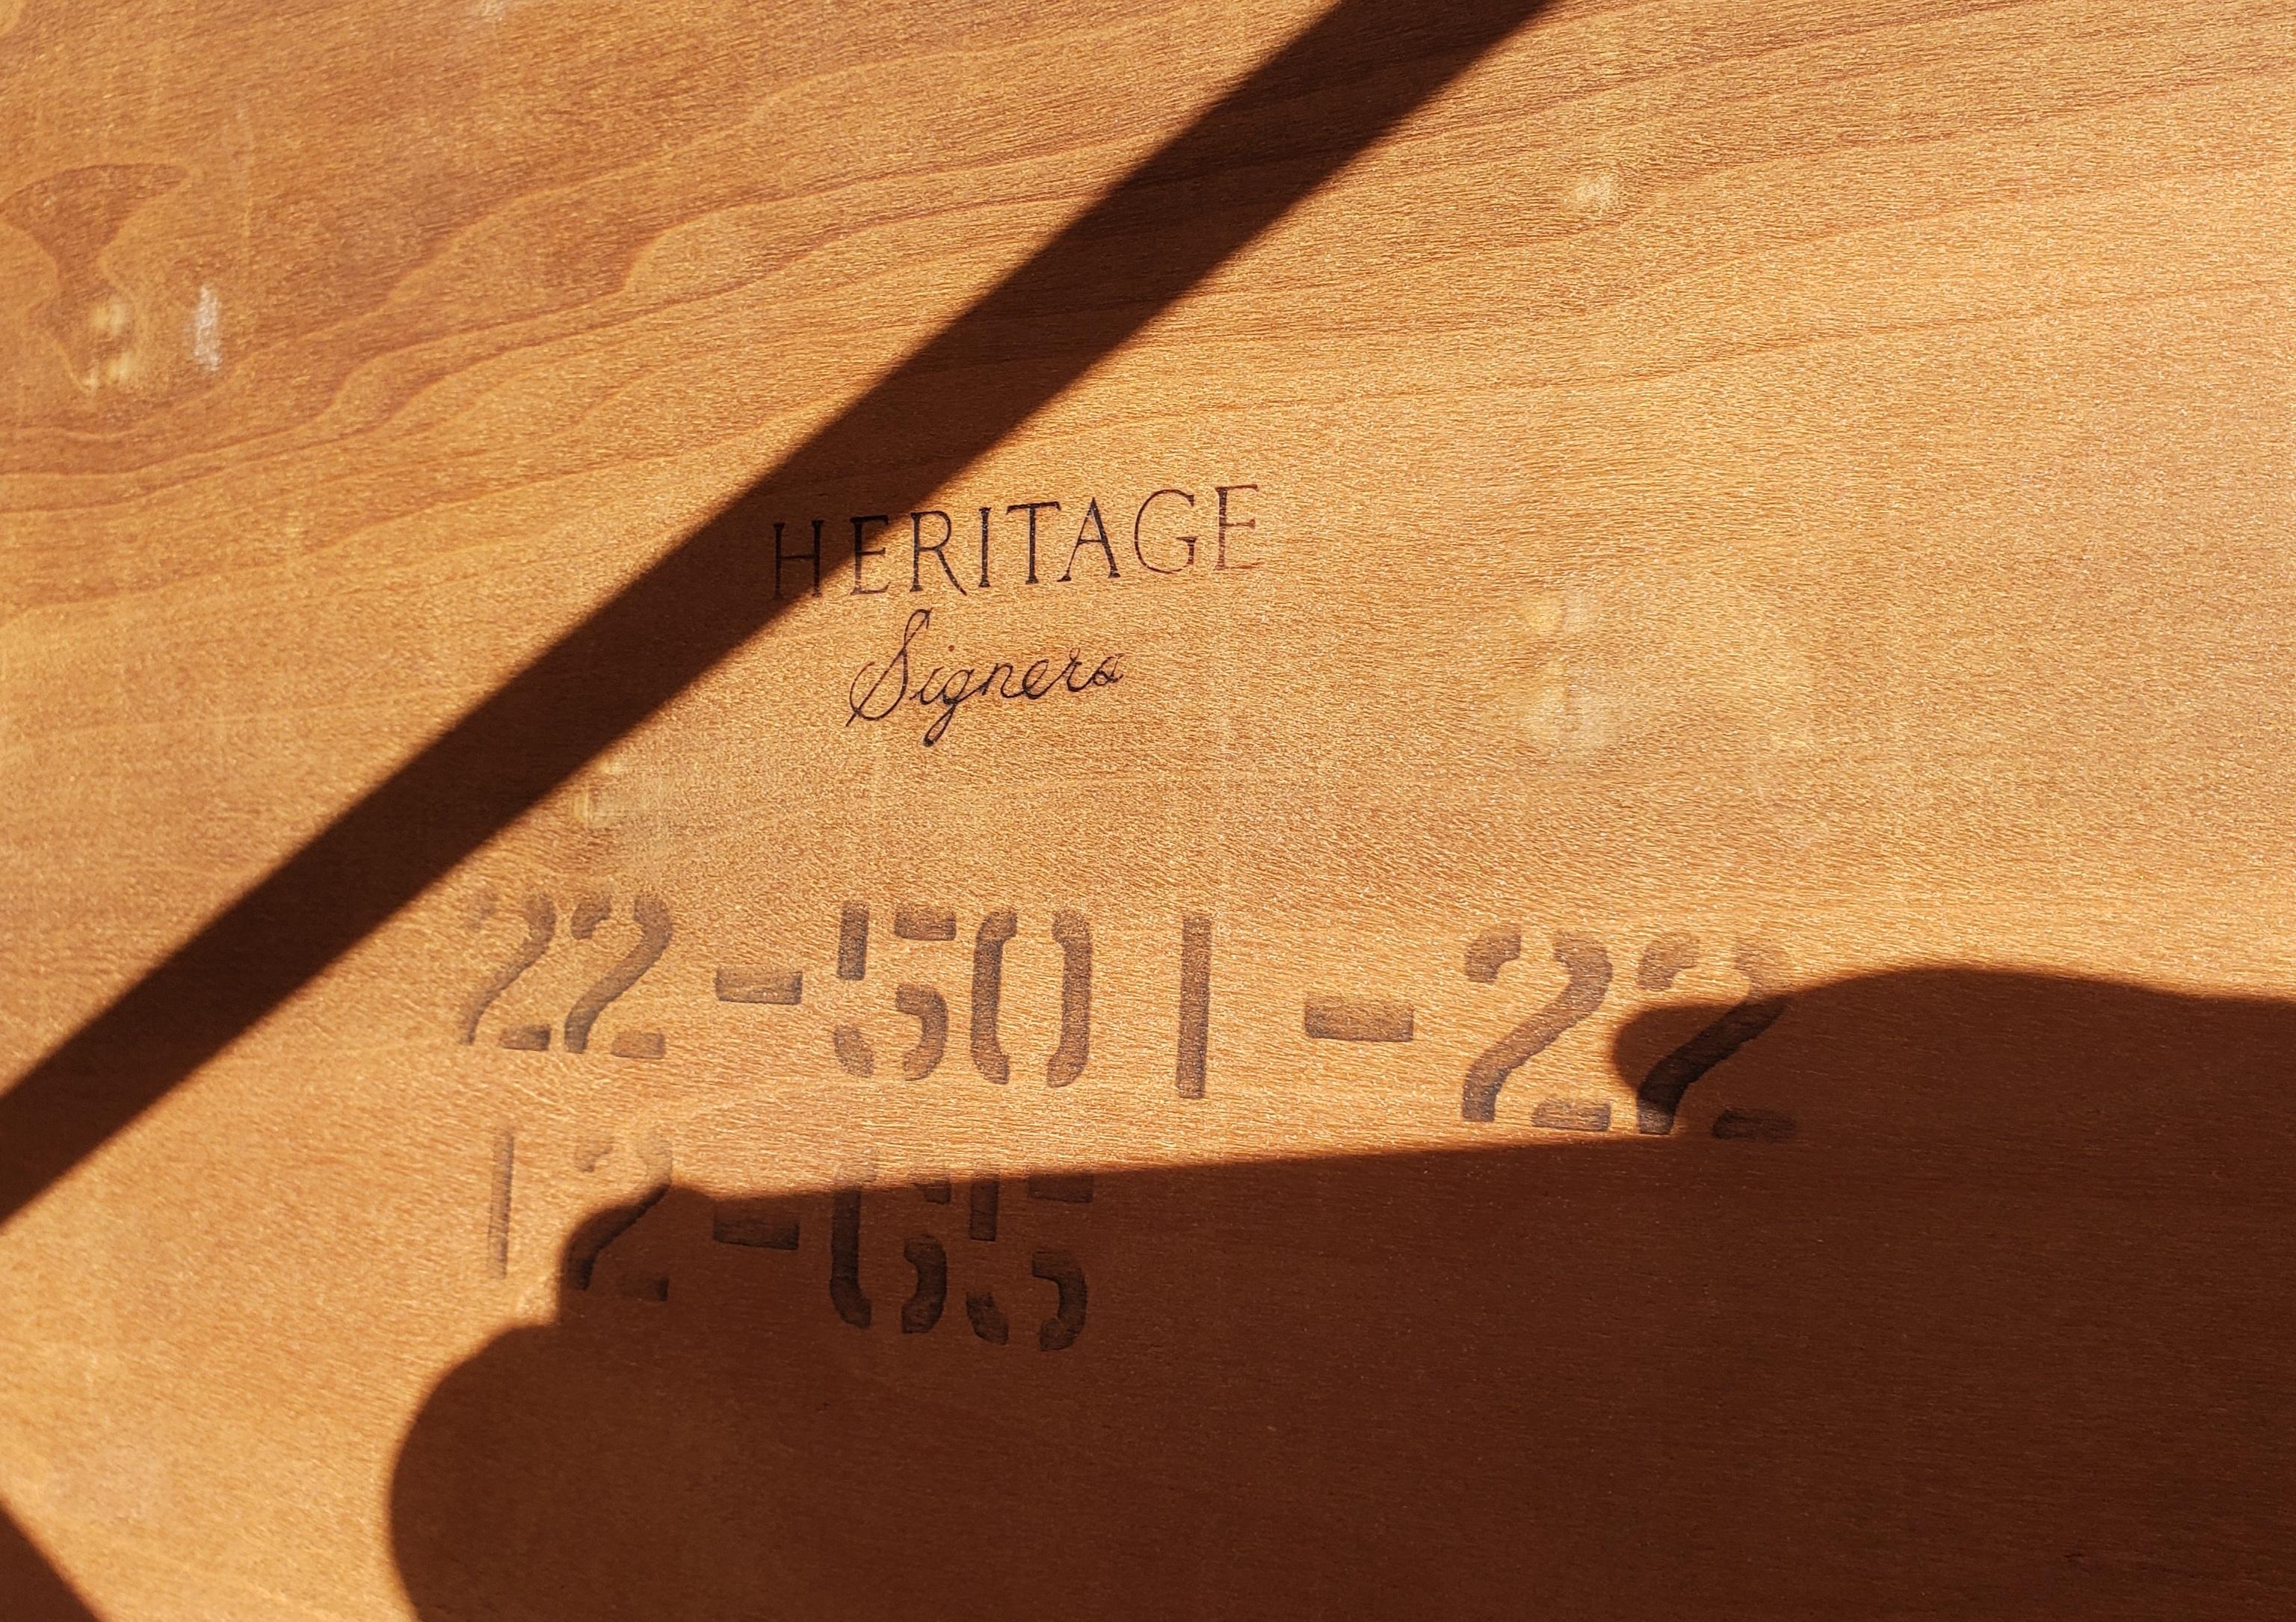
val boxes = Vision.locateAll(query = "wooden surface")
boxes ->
[3,0,2293,1616]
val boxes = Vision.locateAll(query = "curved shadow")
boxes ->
[0,1511,94,1622]
[392,968,2296,1620]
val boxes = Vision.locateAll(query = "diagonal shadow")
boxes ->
[0,0,1552,1241]
[4,5,1556,1610]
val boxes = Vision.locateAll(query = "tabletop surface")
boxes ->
[2,1,2292,1616]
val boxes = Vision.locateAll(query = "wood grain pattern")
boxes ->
[2,0,2292,1616]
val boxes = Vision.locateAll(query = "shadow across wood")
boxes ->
[0,6,1556,1604]
[0,1510,95,1622]
[392,967,2296,1621]
[0,0,1555,1236]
